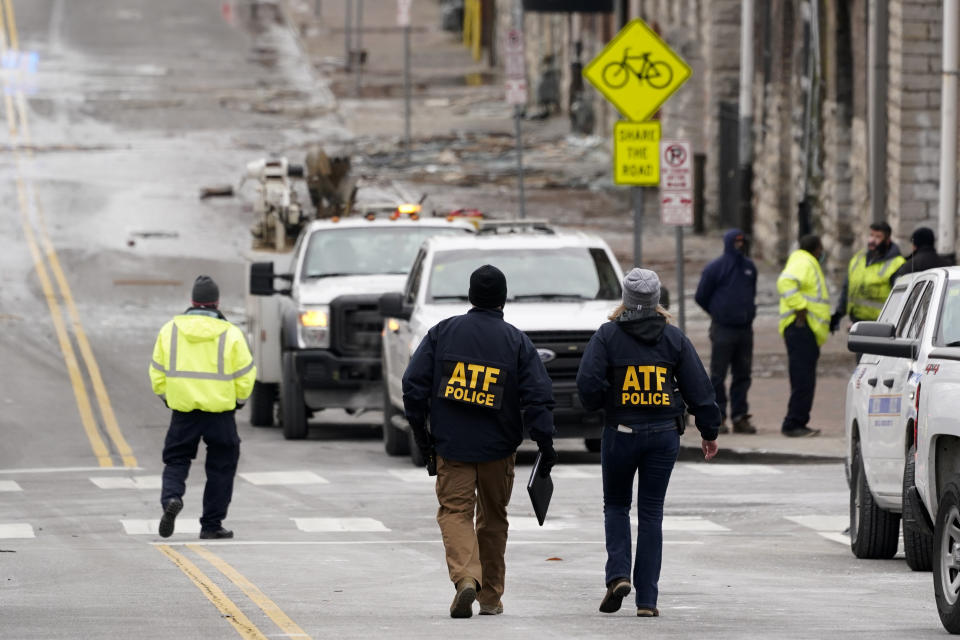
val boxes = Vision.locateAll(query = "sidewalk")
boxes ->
[280,0,850,463]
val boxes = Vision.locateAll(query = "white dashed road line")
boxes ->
[89,476,161,490]
[292,517,391,532]
[683,464,783,476]
[0,480,22,491]
[785,515,850,544]
[239,471,329,486]
[0,523,35,539]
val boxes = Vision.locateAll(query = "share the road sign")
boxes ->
[583,19,692,122]
[613,121,661,186]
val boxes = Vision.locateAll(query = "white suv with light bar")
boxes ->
[378,220,625,464]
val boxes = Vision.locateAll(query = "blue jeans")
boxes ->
[601,424,680,609]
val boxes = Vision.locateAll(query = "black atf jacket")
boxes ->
[402,308,556,463]
[576,313,720,441]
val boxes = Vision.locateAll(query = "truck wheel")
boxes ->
[280,352,308,440]
[849,442,900,559]
[249,382,276,427]
[585,438,601,453]
[903,445,933,571]
[383,387,409,456]
[934,477,960,633]
[409,428,426,467]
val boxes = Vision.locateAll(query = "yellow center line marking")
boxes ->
[0,0,16,137]
[3,0,17,51]
[156,545,269,640]
[188,545,313,640]
[2,1,137,467]
[13,175,112,467]
[34,195,139,467]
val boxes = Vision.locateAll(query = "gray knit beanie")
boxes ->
[622,268,660,311]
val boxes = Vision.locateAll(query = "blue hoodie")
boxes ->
[694,229,757,328]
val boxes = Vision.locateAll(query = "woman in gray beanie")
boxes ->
[576,267,721,618]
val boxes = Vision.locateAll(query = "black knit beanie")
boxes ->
[468,265,508,309]
[191,275,220,307]
[911,227,935,248]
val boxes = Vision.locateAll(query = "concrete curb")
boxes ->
[678,441,843,465]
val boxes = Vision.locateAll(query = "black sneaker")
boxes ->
[198,527,234,540]
[783,427,820,438]
[599,579,632,613]
[158,498,183,538]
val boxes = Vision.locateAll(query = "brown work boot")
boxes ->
[718,420,730,435]
[732,414,757,434]
[479,601,503,615]
[637,607,660,617]
[599,578,632,613]
[450,578,477,618]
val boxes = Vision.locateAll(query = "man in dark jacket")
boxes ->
[694,229,757,434]
[402,264,556,619]
[892,227,950,282]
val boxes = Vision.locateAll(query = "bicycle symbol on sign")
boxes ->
[601,48,673,90]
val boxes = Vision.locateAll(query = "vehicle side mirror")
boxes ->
[379,292,412,321]
[848,321,916,358]
[249,262,292,296]
[849,321,895,338]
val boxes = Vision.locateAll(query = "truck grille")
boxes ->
[524,330,596,382]
[331,295,382,357]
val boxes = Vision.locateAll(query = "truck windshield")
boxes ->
[940,282,960,346]
[427,248,622,302]
[302,226,470,278]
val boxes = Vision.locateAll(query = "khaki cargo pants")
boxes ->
[435,454,516,606]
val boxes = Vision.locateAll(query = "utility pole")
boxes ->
[939,0,959,256]
[737,0,754,241]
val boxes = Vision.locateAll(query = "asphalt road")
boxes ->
[0,1,948,638]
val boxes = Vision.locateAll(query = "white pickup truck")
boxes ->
[378,221,625,465]
[245,214,475,439]
[848,265,960,633]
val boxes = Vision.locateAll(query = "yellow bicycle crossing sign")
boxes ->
[582,18,692,122]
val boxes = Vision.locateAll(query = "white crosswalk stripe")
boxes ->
[89,476,161,490]
[388,469,435,483]
[0,523,35,539]
[785,515,850,544]
[0,481,22,492]
[683,464,783,476]
[121,519,201,535]
[663,516,730,532]
[292,517,390,532]
[239,471,329,486]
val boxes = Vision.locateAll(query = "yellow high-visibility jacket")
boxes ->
[845,249,906,321]
[150,313,256,413]
[777,249,831,347]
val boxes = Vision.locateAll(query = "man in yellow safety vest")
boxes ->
[831,221,905,332]
[149,275,256,540]
[777,235,831,438]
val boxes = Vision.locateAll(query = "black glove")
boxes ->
[236,402,245,411]
[537,442,558,478]
[829,311,843,334]
[424,448,437,477]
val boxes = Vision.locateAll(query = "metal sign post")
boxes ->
[660,138,693,333]
[505,28,528,219]
[398,0,412,161]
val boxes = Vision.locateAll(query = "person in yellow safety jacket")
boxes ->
[831,221,905,330]
[149,275,256,540]
[777,235,830,438]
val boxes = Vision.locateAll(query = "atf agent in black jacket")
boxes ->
[402,307,556,463]
[577,312,721,441]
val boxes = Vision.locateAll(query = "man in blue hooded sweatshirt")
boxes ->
[694,230,757,434]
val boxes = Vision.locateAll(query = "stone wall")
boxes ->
[886,0,943,240]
